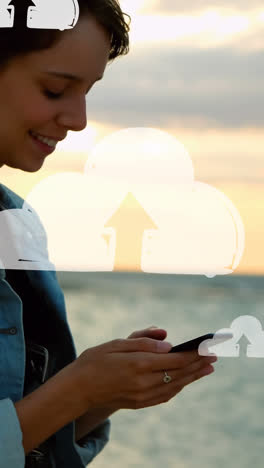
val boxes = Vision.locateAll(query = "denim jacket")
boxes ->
[0,183,110,467]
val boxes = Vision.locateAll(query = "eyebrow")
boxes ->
[43,71,103,82]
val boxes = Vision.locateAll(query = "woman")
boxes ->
[0,1,217,467]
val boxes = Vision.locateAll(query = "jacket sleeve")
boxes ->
[73,418,111,466]
[0,398,25,467]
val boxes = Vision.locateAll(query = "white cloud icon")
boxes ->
[0,128,245,275]
[0,0,79,31]
[198,316,264,358]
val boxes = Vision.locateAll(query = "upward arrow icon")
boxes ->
[237,334,251,357]
[104,192,158,272]
[9,0,35,28]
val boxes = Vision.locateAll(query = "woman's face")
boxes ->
[0,15,110,172]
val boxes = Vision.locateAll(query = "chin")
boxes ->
[9,160,45,173]
[23,162,45,173]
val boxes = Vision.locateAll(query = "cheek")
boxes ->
[23,98,55,128]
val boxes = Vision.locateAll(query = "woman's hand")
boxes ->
[73,331,217,413]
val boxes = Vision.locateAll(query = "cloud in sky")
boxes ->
[145,0,264,14]
[128,11,264,48]
[86,46,264,129]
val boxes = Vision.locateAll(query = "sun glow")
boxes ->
[129,9,250,45]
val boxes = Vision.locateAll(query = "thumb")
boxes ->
[127,326,167,341]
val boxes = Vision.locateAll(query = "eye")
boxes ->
[43,90,63,100]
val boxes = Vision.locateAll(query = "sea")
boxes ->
[56,271,264,468]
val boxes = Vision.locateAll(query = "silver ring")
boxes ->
[163,370,172,384]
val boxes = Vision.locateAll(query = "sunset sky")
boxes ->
[1,0,263,275]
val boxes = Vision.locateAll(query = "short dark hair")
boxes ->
[0,0,130,70]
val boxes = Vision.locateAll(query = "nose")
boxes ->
[56,96,88,132]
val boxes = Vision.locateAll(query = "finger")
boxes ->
[128,326,158,338]
[108,337,172,354]
[172,363,215,389]
[147,349,207,371]
[132,364,215,410]
[140,355,217,390]
[128,327,167,341]
[152,355,217,387]
[115,348,208,374]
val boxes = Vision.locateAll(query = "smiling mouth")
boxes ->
[28,131,56,154]
[29,130,57,147]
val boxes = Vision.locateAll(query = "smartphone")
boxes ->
[169,332,233,353]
